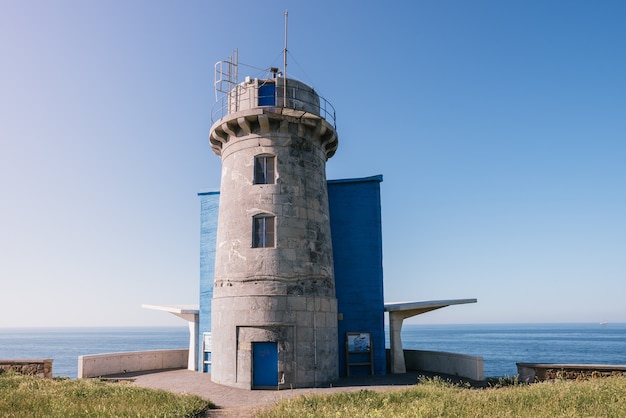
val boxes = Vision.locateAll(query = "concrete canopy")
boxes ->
[142,304,199,318]
[384,299,477,374]
[142,304,200,371]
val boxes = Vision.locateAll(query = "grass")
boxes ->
[5,371,625,417]
[259,375,626,417]
[0,372,214,417]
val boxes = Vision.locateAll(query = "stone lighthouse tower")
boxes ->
[208,54,339,389]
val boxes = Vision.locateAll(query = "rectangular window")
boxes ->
[254,155,275,184]
[253,215,275,248]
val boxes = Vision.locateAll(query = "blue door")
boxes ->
[252,342,278,388]
[258,83,276,106]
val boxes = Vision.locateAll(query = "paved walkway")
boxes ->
[107,369,429,417]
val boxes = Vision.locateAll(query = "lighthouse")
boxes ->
[207,53,339,389]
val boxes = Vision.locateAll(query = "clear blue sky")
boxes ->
[1,1,624,327]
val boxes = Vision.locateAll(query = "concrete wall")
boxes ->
[328,176,386,376]
[231,78,321,116]
[77,349,188,378]
[208,83,339,389]
[517,363,626,383]
[0,359,52,378]
[403,349,484,381]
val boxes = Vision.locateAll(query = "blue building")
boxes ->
[198,175,386,377]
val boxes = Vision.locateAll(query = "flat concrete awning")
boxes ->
[384,299,477,316]
[384,298,477,374]
[142,304,199,318]
[142,304,200,371]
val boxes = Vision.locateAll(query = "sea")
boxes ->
[1,323,625,378]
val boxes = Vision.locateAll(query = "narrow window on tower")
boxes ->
[254,155,275,184]
[252,214,275,248]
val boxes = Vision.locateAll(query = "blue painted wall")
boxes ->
[197,191,219,372]
[328,175,386,376]
[197,175,385,376]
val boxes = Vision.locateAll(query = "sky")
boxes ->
[1,1,624,327]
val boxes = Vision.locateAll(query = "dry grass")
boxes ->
[259,375,626,417]
[0,372,214,417]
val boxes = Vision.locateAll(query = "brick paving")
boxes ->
[107,369,428,417]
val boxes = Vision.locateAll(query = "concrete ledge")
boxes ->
[403,350,484,381]
[517,363,626,383]
[78,349,188,378]
[0,359,53,378]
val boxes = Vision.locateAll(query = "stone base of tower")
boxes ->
[210,295,338,389]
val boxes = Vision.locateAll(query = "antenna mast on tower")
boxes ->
[283,10,288,105]
[283,10,288,79]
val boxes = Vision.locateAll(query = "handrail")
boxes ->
[211,82,336,129]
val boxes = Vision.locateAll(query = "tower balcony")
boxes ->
[209,77,338,159]
[211,77,336,129]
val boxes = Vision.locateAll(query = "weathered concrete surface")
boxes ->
[517,363,626,383]
[0,359,52,378]
[77,349,187,378]
[403,350,484,381]
[209,78,339,389]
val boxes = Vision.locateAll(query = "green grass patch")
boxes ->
[0,372,214,417]
[259,375,626,417]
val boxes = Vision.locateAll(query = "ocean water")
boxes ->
[0,327,189,378]
[1,323,625,378]
[396,323,626,377]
